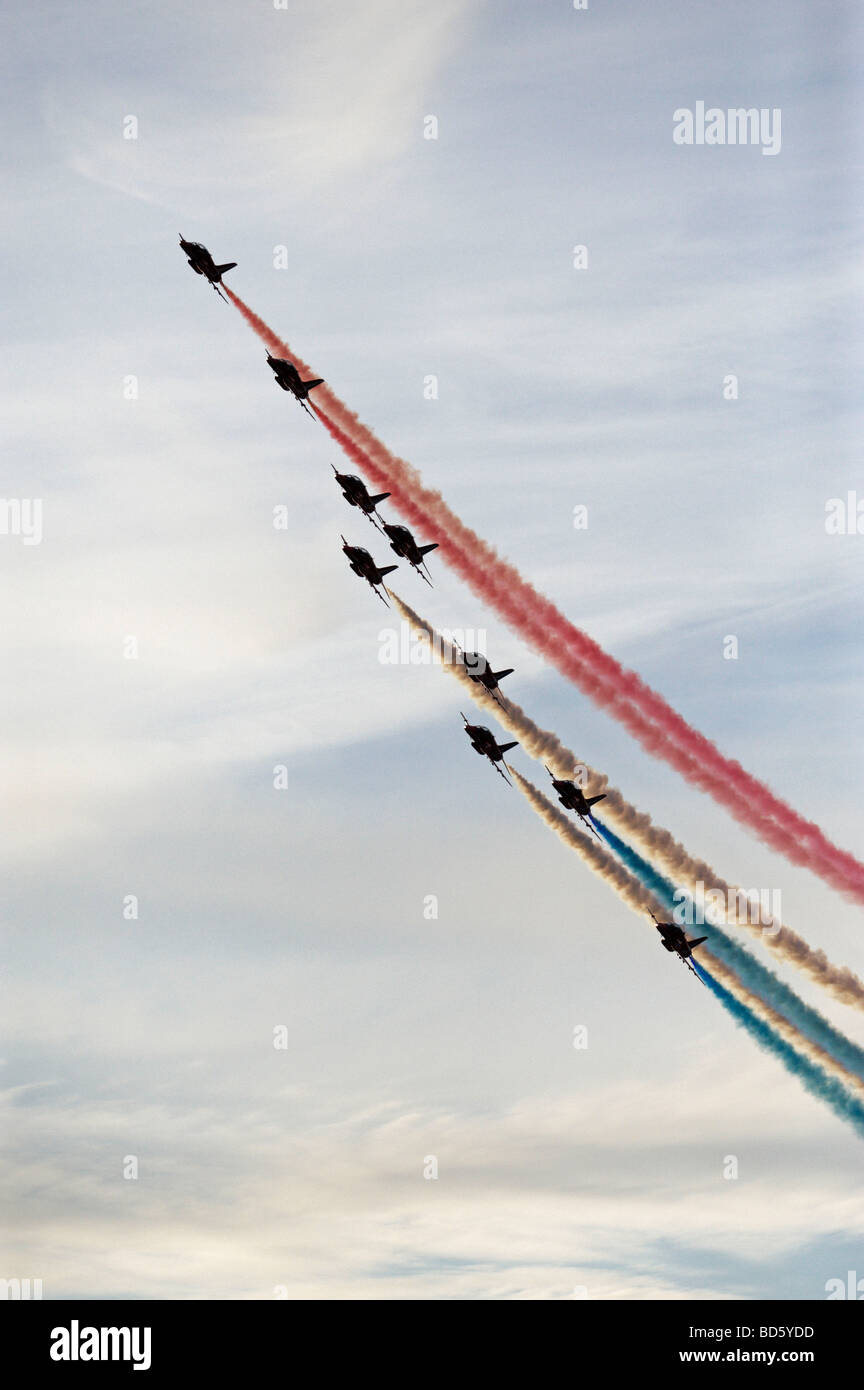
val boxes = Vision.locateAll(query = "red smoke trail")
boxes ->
[223,287,864,903]
[318,414,853,886]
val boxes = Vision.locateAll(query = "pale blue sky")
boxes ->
[2,0,863,1299]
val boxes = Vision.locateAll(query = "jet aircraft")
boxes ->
[649,913,708,978]
[266,354,324,416]
[178,236,237,300]
[381,523,438,585]
[333,467,390,528]
[341,538,397,605]
[454,646,514,706]
[461,713,518,784]
[545,766,606,839]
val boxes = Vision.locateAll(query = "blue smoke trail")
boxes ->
[594,820,864,1082]
[693,963,864,1139]
[594,820,685,905]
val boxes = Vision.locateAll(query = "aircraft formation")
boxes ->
[333,474,438,605]
[174,234,864,1147]
[177,236,745,987]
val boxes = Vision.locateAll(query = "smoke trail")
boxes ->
[223,286,864,904]
[594,821,864,1085]
[319,410,859,894]
[391,591,864,1011]
[213,290,864,1136]
[510,768,864,1107]
[694,965,864,1137]
[698,956,864,1103]
[508,765,659,914]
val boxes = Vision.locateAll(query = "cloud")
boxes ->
[4,1063,862,1299]
[38,0,479,210]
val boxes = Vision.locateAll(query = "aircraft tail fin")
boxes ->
[689,936,708,950]
[378,564,398,578]
[215,262,237,276]
[492,667,514,683]
[499,740,518,754]
[419,543,439,556]
[371,492,391,506]
[587,793,606,807]
[301,378,325,395]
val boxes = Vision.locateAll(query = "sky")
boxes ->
[1,0,863,1300]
